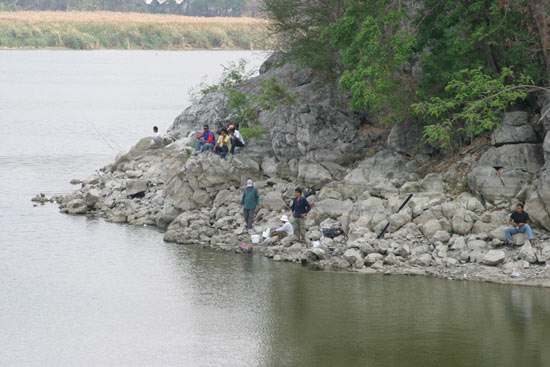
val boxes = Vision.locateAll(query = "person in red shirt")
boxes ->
[194,124,215,153]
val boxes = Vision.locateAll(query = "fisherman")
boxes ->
[153,126,160,137]
[240,179,260,230]
[271,215,294,241]
[291,187,311,243]
[505,203,534,246]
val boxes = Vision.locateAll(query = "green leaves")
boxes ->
[330,0,415,120]
[413,68,533,149]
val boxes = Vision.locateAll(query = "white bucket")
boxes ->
[251,235,260,244]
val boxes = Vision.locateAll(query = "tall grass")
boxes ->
[0,11,274,50]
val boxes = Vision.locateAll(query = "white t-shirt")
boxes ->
[155,132,161,137]
[276,221,294,235]
[233,130,245,145]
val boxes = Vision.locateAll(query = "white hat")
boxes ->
[247,179,253,187]
[281,215,289,222]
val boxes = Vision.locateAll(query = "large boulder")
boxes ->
[262,191,287,211]
[482,250,505,266]
[491,112,538,146]
[264,104,369,164]
[387,121,432,155]
[478,144,543,173]
[297,158,332,189]
[468,166,532,205]
[126,179,148,197]
[314,199,354,218]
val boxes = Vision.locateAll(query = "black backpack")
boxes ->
[322,228,344,239]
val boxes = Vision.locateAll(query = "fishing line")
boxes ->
[83,118,124,153]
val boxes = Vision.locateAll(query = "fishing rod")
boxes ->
[377,193,413,239]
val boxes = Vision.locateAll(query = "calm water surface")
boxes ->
[0,50,549,367]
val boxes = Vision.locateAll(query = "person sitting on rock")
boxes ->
[228,125,245,154]
[505,203,534,246]
[271,215,294,241]
[153,126,160,137]
[291,187,311,243]
[194,124,215,153]
[214,128,231,157]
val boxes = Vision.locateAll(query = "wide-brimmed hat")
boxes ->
[281,215,289,222]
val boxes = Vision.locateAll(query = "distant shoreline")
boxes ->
[0,11,274,50]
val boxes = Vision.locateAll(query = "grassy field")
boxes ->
[0,11,274,50]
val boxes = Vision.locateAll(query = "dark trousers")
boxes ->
[230,138,245,154]
[243,208,255,229]
[214,144,228,156]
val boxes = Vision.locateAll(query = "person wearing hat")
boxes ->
[273,215,294,241]
[240,179,260,230]
[291,187,311,242]
[228,125,245,154]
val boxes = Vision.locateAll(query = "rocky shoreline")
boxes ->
[48,53,550,288]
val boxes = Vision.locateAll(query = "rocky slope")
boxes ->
[54,54,550,287]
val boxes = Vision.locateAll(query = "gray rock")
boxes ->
[343,248,365,268]
[297,158,332,189]
[387,121,431,155]
[417,254,433,266]
[478,144,543,173]
[262,191,286,211]
[501,111,530,127]
[536,246,550,263]
[432,230,451,243]
[482,250,506,265]
[421,220,443,240]
[451,209,476,235]
[314,199,354,218]
[85,189,101,207]
[66,199,87,215]
[491,112,537,146]
[421,173,446,193]
[365,253,384,266]
[519,242,537,264]
[468,166,532,205]
[126,179,148,197]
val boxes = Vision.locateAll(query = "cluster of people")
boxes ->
[194,124,245,157]
[240,181,311,243]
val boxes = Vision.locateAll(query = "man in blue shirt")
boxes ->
[291,187,311,242]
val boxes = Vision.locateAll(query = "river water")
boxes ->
[0,50,549,367]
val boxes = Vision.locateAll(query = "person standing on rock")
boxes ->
[505,203,534,246]
[291,188,311,243]
[240,179,260,230]
[228,125,245,154]
[194,124,215,153]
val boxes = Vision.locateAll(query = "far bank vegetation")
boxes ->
[0,11,273,49]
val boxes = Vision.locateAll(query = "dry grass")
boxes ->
[0,11,273,50]
[0,11,268,25]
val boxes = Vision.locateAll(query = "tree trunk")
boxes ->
[530,0,550,83]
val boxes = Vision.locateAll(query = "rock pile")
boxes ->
[53,54,550,287]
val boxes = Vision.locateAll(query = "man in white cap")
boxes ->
[240,179,260,230]
[274,215,294,241]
